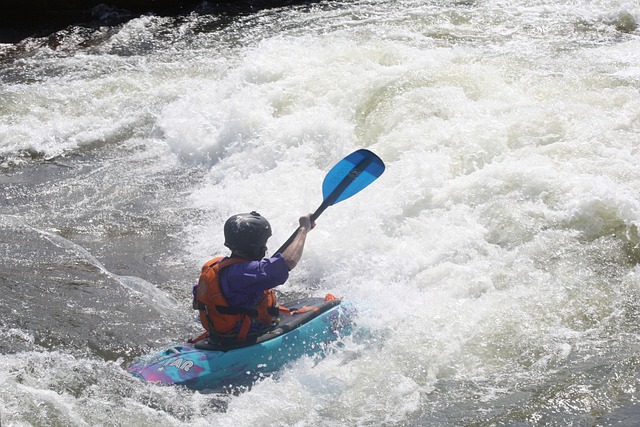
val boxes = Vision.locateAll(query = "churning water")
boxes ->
[1,0,640,425]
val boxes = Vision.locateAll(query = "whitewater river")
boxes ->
[1,0,640,425]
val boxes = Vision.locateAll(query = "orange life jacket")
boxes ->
[196,256,277,342]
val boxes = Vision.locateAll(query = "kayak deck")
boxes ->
[127,296,353,391]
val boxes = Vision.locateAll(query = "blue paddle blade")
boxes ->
[276,149,385,253]
[321,149,385,206]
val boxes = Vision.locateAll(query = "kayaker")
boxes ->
[192,211,315,343]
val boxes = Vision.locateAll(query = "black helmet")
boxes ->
[224,211,272,260]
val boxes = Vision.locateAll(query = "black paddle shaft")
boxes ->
[274,155,374,255]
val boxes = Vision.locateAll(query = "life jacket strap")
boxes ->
[215,304,259,318]
[187,331,209,344]
[195,300,261,318]
[237,315,252,342]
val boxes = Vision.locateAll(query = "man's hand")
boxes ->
[299,213,316,231]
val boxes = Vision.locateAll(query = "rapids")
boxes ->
[1,0,639,425]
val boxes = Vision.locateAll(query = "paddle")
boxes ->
[275,149,385,254]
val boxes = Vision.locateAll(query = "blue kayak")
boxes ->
[127,296,353,391]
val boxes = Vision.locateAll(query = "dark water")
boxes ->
[1,147,201,356]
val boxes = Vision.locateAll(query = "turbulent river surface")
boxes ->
[1,0,640,425]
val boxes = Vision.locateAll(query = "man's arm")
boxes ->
[281,214,315,270]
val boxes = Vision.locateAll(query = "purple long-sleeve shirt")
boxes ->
[218,253,289,309]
